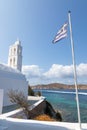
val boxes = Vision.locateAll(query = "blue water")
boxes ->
[36,89,87,123]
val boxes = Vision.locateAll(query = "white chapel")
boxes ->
[0,40,28,109]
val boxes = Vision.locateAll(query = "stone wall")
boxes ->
[29,100,46,119]
[28,99,62,121]
[3,98,61,121]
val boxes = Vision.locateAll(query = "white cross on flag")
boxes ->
[53,22,68,43]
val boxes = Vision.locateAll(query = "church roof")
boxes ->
[0,63,25,80]
[0,63,20,73]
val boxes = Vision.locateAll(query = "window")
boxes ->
[14,48,16,54]
[10,59,12,65]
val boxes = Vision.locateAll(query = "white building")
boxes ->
[8,40,22,72]
[0,40,28,108]
[0,64,28,107]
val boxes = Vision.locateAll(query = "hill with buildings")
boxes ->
[31,83,87,90]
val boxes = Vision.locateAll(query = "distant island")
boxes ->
[31,83,87,90]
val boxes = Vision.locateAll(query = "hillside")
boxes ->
[31,83,87,90]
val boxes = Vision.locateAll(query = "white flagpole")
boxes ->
[68,11,81,130]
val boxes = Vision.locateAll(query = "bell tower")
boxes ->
[8,40,22,72]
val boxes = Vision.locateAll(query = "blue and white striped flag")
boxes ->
[52,22,68,43]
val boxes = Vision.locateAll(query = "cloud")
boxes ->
[22,63,87,85]
[43,64,73,79]
[77,63,87,77]
[22,65,43,79]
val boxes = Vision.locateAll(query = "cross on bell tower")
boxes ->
[8,39,22,72]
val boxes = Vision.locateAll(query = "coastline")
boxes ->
[34,89,87,123]
[31,83,87,90]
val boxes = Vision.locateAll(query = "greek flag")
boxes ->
[53,22,68,43]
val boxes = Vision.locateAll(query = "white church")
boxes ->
[0,40,28,110]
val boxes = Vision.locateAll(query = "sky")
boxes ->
[0,0,87,85]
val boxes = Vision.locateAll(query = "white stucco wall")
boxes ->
[0,117,86,130]
[0,64,28,107]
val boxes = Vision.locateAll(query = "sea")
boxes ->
[35,89,87,123]
[3,89,87,123]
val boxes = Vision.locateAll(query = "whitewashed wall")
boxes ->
[0,117,86,130]
[0,68,28,106]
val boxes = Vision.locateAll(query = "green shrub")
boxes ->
[28,85,35,96]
